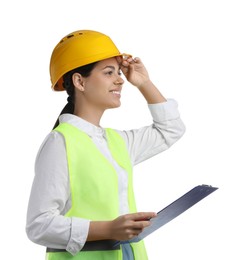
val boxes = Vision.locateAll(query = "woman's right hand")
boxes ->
[108,212,157,241]
[87,212,157,241]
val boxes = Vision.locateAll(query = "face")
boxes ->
[80,57,124,111]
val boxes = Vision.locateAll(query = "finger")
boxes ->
[120,65,129,75]
[131,229,143,237]
[133,57,141,63]
[125,57,140,65]
[132,212,157,221]
[127,57,134,63]
[122,56,137,65]
[121,60,130,67]
[116,56,122,64]
[133,220,151,230]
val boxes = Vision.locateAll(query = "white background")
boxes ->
[1,0,242,259]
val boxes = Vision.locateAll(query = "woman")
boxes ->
[26,30,185,260]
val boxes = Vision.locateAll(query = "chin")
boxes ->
[108,102,121,109]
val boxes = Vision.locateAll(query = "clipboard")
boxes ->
[115,184,218,246]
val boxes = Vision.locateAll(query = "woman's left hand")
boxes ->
[117,56,150,89]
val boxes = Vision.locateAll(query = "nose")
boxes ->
[114,75,124,86]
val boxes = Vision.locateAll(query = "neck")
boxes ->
[74,107,104,127]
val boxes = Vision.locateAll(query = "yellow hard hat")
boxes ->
[50,30,122,91]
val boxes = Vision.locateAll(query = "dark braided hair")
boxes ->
[52,62,98,129]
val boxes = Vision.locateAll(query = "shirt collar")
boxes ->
[59,113,105,138]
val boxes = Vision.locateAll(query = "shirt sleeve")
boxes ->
[26,131,90,255]
[116,98,186,165]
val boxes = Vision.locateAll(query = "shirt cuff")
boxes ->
[66,217,90,255]
[148,98,180,122]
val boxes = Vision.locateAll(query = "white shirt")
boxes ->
[26,99,185,255]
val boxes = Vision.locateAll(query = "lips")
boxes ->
[110,90,121,95]
[109,89,121,96]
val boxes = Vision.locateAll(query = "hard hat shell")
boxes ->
[50,30,122,91]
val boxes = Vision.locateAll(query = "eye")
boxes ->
[106,70,113,75]
[103,68,121,76]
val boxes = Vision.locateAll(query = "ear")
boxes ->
[72,73,85,91]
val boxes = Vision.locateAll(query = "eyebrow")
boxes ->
[102,65,121,71]
[102,65,115,70]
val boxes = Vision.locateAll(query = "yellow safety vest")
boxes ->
[46,123,148,260]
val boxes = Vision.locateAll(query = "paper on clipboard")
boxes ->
[115,184,218,246]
